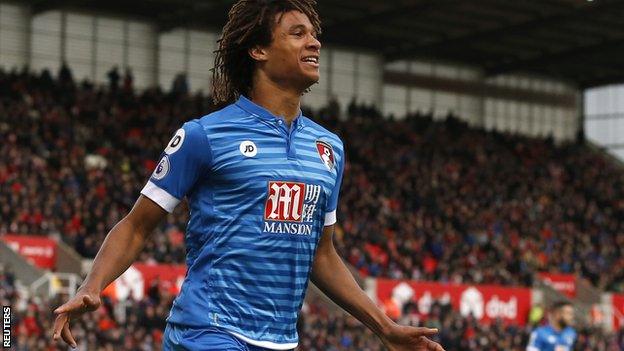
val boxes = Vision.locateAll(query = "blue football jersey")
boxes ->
[526,325,576,351]
[140,96,344,350]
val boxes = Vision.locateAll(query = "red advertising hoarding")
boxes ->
[612,294,624,330]
[538,272,576,298]
[375,278,532,325]
[2,234,57,269]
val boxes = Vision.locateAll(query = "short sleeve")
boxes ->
[141,121,212,212]
[526,330,541,351]
[324,142,345,226]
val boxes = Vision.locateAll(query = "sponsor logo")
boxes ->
[263,181,322,235]
[392,284,520,320]
[485,295,517,320]
[263,222,313,235]
[460,287,484,319]
[315,140,335,171]
[2,235,57,269]
[538,273,576,298]
[165,128,185,154]
[265,182,306,222]
[458,287,518,320]
[239,140,258,157]
[7,242,53,258]
[152,155,170,180]
[3,306,10,348]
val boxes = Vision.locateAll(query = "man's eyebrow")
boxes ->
[288,24,308,31]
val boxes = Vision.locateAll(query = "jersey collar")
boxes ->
[236,95,306,128]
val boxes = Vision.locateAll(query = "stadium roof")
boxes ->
[27,0,624,88]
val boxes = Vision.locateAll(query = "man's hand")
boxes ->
[381,324,445,351]
[52,288,101,348]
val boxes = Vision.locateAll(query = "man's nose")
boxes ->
[307,35,321,51]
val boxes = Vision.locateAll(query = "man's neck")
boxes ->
[551,322,564,332]
[249,75,302,126]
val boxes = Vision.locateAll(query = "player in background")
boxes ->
[51,0,445,350]
[526,301,577,351]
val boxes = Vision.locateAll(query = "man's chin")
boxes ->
[296,76,319,93]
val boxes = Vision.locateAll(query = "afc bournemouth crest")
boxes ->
[315,140,335,171]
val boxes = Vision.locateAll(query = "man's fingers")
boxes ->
[52,313,68,340]
[82,294,98,309]
[54,298,84,314]
[413,327,438,337]
[417,336,445,351]
[427,340,444,351]
[55,293,99,315]
[61,320,77,348]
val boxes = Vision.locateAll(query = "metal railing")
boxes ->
[30,272,81,298]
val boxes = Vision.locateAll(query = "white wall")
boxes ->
[27,9,159,89]
[484,75,577,141]
[585,84,624,160]
[127,21,157,89]
[158,29,216,93]
[0,3,29,70]
[65,13,94,80]
[383,58,579,141]
[31,11,62,73]
[383,60,483,125]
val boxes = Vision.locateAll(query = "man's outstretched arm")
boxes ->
[52,195,167,347]
[310,224,445,351]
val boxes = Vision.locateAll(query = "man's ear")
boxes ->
[249,46,269,62]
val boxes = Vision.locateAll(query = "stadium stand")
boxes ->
[3,66,624,350]
[3,66,624,292]
[4,262,624,350]
[1,0,624,349]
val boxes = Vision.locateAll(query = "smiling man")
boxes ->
[52,1,445,350]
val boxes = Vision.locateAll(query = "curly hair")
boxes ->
[212,0,321,105]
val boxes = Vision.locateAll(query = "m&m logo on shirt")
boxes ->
[264,181,306,222]
[263,181,322,236]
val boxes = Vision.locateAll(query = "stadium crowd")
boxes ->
[3,66,624,291]
[3,262,623,351]
[4,65,624,349]
[300,296,624,351]
[319,100,624,292]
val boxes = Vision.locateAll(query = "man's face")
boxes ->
[555,305,575,328]
[256,10,321,91]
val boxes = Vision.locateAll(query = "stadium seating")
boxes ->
[4,67,624,292]
[3,263,622,350]
[3,66,624,349]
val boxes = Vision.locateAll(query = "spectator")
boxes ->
[107,66,120,92]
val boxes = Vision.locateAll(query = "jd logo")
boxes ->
[170,135,182,148]
[239,140,258,157]
[165,128,186,154]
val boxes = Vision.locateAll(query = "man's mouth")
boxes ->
[301,55,319,68]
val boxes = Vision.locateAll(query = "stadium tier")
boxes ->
[3,0,624,347]
[3,67,624,350]
[3,263,623,350]
[2,68,624,292]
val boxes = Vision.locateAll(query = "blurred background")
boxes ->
[2,0,624,349]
